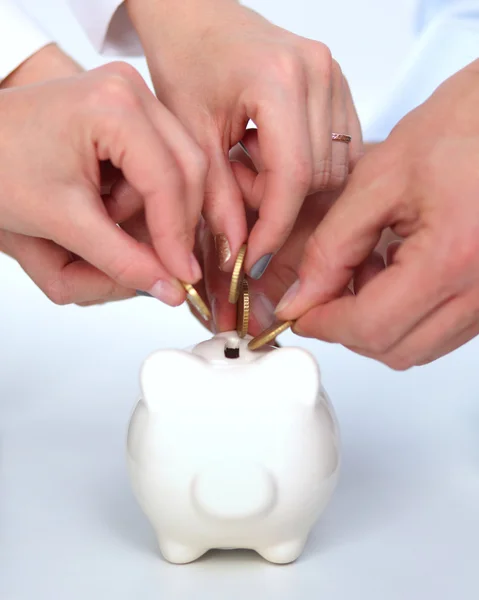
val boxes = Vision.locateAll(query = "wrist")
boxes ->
[0,44,83,89]
[126,0,245,54]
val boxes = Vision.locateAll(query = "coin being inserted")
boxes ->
[248,320,294,351]
[228,244,247,304]
[236,278,250,338]
[182,282,211,322]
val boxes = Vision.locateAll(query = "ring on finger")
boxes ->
[332,133,352,143]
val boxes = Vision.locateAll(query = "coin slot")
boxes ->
[224,338,240,359]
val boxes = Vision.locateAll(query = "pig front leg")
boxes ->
[158,538,208,564]
[256,537,308,564]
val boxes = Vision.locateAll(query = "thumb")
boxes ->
[275,155,400,320]
[53,192,185,306]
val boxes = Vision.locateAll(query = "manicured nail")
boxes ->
[148,280,183,306]
[250,254,273,280]
[251,293,276,329]
[214,234,231,270]
[190,253,202,281]
[136,290,152,297]
[275,279,300,314]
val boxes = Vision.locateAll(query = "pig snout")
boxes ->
[191,460,276,520]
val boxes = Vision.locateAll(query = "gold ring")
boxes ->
[332,133,352,143]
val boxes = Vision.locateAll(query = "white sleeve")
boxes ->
[67,0,143,56]
[364,1,479,141]
[0,0,52,83]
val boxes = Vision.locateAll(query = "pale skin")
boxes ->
[125,0,363,275]
[0,44,208,306]
[274,59,479,369]
[194,60,479,369]
[5,44,478,368]
[191,144,393,336]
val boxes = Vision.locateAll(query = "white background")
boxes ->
[2,1,479,599]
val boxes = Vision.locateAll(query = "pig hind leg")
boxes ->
[256,537,308,564]
[158,538,207,564]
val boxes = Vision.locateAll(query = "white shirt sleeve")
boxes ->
[66,0,142,56]
[364,1,479,141]
[0,0,52,83]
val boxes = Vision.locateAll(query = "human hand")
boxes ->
[0,44,124,305]
[0,43,83,89]
[185,142,341,334]
[0,61,208,306]
[126,0,362,278]
[275,60,479,369]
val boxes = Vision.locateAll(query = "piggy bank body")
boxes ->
[127,332,340,564]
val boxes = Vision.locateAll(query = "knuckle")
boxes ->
[331,59,343,81]
[88,72,139,113]
[441,230,479,277]
[106,255,138,286]
[311,157,333,190]
[291,157,313,192]
[268,50,305,86]
[152,226,192,248]
[329,162,349,188]
[101,61,142,84]
[186,148,209,185]
[353,316,392,354]
[383,353,414,371]
[304,41,333,81]
[44,277,74,306]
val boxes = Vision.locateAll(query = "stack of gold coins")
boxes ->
[228,244,247,304]
[229,244,293,349]
[236,279,250,338]
[183,244,293,349]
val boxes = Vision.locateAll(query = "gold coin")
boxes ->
[247,320,294,351]
[236,278,250,338]
[182,282,211,322]
[228,244,247,304]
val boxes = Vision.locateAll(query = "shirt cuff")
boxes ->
[67,0,143,57]
[0,0,52,83]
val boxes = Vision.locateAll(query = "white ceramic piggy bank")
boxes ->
[127,331,340,564]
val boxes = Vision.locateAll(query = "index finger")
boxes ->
[95,95,200,284]
[244,89,313,278]
[275,147,406,319]
[293,244,446,353]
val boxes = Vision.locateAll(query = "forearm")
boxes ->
[0,44,82,90]
[126,0,246,55]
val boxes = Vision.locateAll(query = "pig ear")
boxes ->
[255,347,321,407]
[140,349,209,410]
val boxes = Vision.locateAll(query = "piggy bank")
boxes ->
[126,331,340,564]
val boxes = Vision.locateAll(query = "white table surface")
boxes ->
[1,252,479,600]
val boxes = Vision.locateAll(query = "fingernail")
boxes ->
[148,280,183,306]
[251,293,276,329]
[136,290,152,297]
[250,254,273,280]
[214,234,231,271]
[275,279,300,314]
[190,253,202,281]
